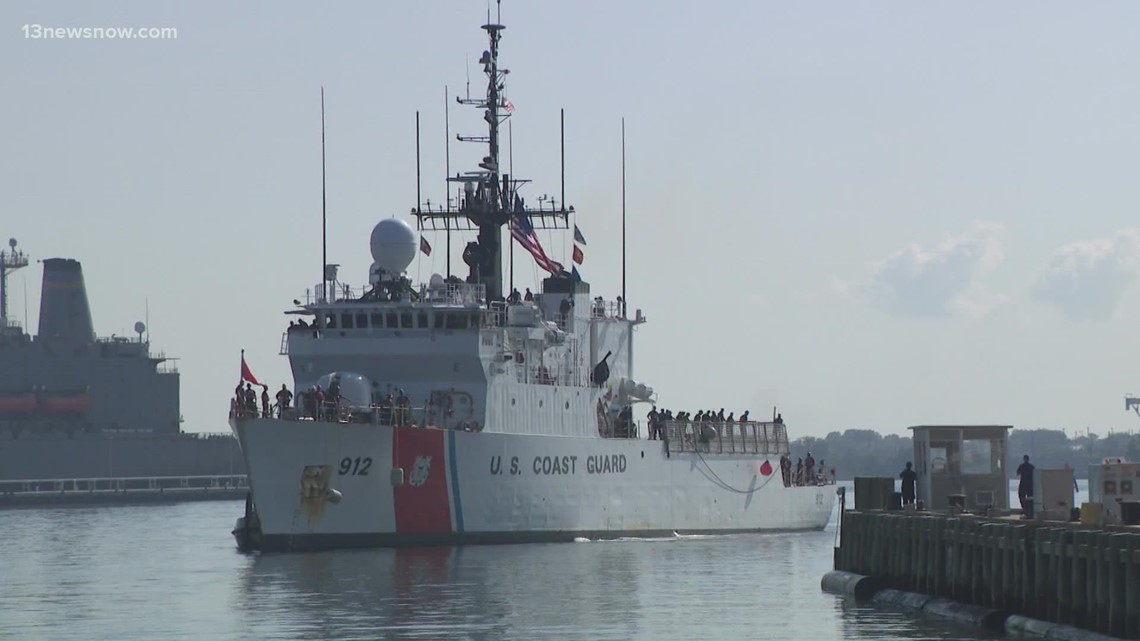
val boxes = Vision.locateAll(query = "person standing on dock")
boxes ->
[1017,455,1035,519]
[899,462,917,506]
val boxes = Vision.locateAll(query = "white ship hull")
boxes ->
[232,418,835,551]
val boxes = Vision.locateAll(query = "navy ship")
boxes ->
[0,239,244,486]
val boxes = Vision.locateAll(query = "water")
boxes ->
[0,483,1080,641]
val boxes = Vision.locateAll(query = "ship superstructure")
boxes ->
[229,14,833,551]
[0,243,242,482]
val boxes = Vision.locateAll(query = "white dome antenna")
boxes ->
[369,218,417,278]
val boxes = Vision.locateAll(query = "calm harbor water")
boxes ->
[0,483,1082,641]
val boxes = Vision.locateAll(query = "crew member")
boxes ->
[559,297,573,327]
[275,384,293,417]
[1017,455,1035,519]
[244,383,257,415]
[899,462,917,506]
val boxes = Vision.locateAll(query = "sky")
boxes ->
[3,1,1140,438]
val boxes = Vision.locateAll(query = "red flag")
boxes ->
[420,236,432,256]
[759,460,773,476]
[240,351,261,386]
[572,244,584,265]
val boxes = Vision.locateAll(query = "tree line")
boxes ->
[789,428,1140,480]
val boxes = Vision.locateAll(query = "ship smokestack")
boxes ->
[38,258,95,343]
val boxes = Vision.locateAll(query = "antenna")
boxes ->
[445,86,452,277]
[560,108,565,215]
[621,117,626,314]
[509,119,514,293]
[321,88,328,304]
[561,108,567,268]
[0,237,29,324]
[415,110,422,218]
[412,14,568,300]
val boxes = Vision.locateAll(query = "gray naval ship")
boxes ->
[0,239,244,492]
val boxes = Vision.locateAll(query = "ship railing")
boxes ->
[589,298,627,320]
[419,282,487,306]
[312,282,369,303]
[526,363,582,387]
[300,281,489,307]
[0,474,249,495]
[600,416,640,439]
[234,400,484,432]
[660,420,789,456]
[182,431,236,439]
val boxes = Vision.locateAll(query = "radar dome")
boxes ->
[134,321,146,335]
[369,218,417,276]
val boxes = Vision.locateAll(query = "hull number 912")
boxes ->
[339,457,372,476]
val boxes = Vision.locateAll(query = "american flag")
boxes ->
[501,99,515,114]
[510,197,563,275]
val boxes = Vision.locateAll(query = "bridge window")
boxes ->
[341,314,354,329]
[325,313,337,329]
[400,312,413,329]
[434,313,445,329]
[356,313,368,328]
[445,313,468,330]
[387,312,397,328]
[417,312,428,328]
[370,313,384,328]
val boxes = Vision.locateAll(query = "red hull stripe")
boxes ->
[392,427,452,533]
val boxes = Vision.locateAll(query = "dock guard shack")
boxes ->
[910,425,1011,512]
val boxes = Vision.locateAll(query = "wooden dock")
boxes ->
[835,510,1140,639]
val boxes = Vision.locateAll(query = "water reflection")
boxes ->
[1,486,1064,641]
[235,543,650,641]
[232,533,874,641]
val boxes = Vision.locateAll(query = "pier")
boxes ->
[832,509,1140,639]
[0,474,248,508]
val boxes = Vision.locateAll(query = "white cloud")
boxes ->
[1033,229,1140,321]
[865,222,1007,318]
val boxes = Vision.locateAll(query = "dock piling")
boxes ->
[832,509,1140,639]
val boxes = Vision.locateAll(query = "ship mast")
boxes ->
[0,238,29,329]
[414,10,570,301]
